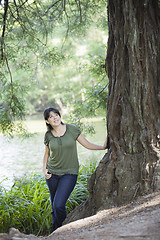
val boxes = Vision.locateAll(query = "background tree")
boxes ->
[66,0,160,223]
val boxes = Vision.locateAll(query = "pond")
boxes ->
[0,118,107,189]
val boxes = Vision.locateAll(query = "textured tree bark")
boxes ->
[88,0,160,210]
[65,0,160,223]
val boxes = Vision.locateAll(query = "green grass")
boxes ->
[0,161,97,236]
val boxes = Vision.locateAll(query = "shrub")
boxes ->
[0,161,97,235]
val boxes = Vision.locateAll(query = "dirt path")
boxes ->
[1,191,160,240]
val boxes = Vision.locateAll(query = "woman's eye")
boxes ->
[49,113,59,119]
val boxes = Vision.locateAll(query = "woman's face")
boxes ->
[46,111,61,128]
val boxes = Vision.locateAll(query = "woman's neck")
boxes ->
[51,124,66,137]
[53,124,62,133]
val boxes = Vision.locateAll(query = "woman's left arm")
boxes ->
[77,134,107,150]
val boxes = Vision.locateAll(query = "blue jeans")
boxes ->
[46,174,78,231]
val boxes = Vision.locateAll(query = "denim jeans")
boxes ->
[46,174,78,231]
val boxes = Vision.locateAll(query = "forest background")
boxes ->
[0,0,108,135]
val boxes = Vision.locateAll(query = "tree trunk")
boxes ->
[65,0,160,223]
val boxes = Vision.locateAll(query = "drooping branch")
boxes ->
[8,3,47,46]
[4,51,13,86]
[76,0,82,23]
[32,0,48,45]
[61,0,71,49]
[44,0,62,15]
[1,0,9,60]
[8,0,28,18]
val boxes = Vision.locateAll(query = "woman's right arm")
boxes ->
[43,146,52,179]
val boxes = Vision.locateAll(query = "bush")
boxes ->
[0,175,51,235]
[0,161,97,235]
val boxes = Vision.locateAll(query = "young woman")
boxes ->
[43,107,107,232]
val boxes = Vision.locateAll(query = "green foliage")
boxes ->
[0,79,27,135]
[0,161,97,235]
[0,0,108,135]
[0,175,51,235]
[72,54,108,116]
[63,49,108,132]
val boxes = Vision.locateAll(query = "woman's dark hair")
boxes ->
[43,107,63,131]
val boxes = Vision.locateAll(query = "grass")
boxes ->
[0,160,97,236]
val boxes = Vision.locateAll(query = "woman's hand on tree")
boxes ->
[103,136,108,150]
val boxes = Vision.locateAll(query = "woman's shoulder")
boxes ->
[66,123,79,131]
[44,130,52,139]
[66,124,81,139]
[44,131,52,146]
[45,130,51,135]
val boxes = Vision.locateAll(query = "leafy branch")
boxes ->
[1,0,9,60]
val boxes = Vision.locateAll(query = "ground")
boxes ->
[0,191,160,240]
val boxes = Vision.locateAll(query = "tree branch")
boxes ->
[76,0,82,23]
[61,0,70,50]
[3,46,14,112]
[8,0,28,18]
[33,0,48,45]
[4,52,13,87]
[1,0,9,60]
[8,4,46,46]
[45,0,61,15]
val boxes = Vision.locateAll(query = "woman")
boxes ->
[43,107,107,232]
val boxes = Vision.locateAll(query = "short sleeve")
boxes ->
[44,132,49,146]
[68,124,81,140]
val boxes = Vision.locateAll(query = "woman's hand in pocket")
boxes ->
[44,169,52,179]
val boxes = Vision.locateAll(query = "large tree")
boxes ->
[66,0,160,222]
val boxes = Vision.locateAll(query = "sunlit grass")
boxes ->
[0,161,97,236]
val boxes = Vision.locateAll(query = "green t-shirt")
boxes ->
[44,124,81,175]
